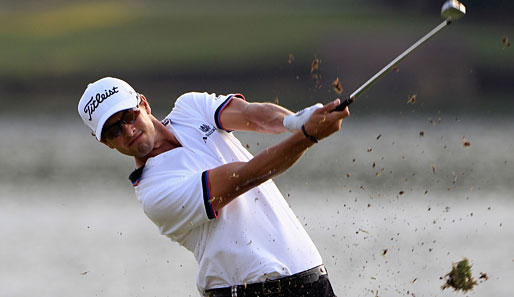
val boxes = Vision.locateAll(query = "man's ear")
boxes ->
[140,94,151,114]
[99,139,115,149]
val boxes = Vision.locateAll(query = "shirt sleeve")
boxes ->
[172,92,245,131]
[137,170,218,239]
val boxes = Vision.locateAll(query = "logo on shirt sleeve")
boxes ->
[161,118,171,126]
[199,124,216,143]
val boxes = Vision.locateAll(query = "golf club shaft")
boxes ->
[333,18,451,111]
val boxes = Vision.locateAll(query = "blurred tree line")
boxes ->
[0,0,512,115]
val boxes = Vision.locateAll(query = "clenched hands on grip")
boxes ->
[303,98,350,142]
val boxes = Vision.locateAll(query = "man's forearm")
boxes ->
[208,131,314,210]
[240,131,313,187]
[221,99,293,134]
[243,102,293,134]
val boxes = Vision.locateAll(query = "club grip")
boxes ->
[332,98,354,112]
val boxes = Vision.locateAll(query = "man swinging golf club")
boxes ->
[78,77,350,297]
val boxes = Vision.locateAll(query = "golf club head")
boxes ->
[441,0,466,21]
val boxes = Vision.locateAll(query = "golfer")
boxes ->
[78,77,349,297]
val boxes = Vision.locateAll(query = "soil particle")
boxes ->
[332,77,342,95]
[288,53,295,64]
[407,94,417,104]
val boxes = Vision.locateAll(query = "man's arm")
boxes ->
[208,99,350,211]
[219,98,293,134]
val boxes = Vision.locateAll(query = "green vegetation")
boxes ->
[0,1,348,77]
[0,0,512,114]
[2,1,510,78]
[441,258,478,293]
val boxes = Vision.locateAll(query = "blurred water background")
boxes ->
[1,0,513,296]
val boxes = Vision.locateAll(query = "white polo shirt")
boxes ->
[129,92,323,293]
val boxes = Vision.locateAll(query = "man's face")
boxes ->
[100,102,156,158]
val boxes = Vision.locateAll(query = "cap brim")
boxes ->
[94,98,138,141]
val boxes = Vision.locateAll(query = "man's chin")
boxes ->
[135,143,153,158]
[115,143,153,158]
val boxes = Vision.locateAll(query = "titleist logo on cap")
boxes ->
[84,86,119,121]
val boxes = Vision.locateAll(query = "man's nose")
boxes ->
[122,123,136,137]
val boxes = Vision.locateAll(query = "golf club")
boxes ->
[333,0,466,112]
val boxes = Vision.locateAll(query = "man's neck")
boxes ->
[134,118,181,168]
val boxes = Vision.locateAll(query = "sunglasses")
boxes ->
[101,107,141,140]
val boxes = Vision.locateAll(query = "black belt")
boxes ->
[204,265,328,297]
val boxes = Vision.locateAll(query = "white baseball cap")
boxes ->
[78,77,139,141]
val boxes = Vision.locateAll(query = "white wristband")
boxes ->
[283,103,323,132]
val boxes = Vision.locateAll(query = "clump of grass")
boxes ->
[441,258,477,293]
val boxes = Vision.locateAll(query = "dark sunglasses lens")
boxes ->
[103,124,122,140]
[122,109,138,124]
[102,108,140,140]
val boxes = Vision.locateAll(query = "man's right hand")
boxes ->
[301,99,350,142]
